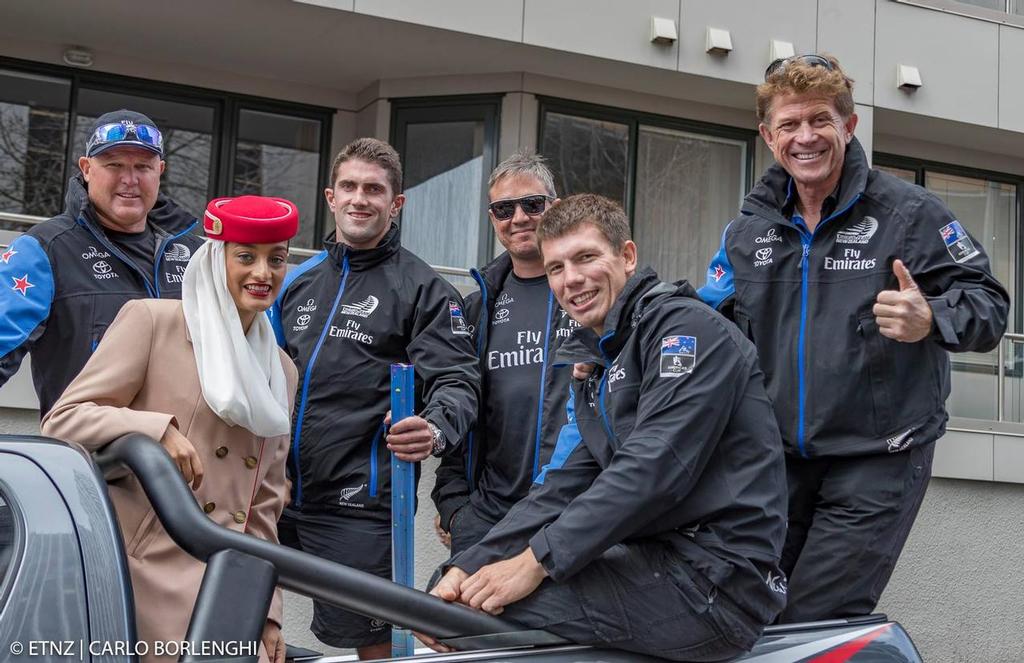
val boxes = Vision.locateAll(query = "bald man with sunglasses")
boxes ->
[432,151,578,556]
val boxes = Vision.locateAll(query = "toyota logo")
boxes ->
[297,314,311,325]
[93,260,112,274]
[755,248,772,261]
[495,308,510,320]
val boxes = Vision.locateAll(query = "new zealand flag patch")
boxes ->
[660,335,696,378]
[939,220,980,264]
[449,300,470,336]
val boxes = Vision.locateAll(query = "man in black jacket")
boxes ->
[0,109,200,416]
[270,138,479,660]
[427,194,787,661]
[699,55,1009,622]
[432,151,577,555]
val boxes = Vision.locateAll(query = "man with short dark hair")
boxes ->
[0,109,201,415]
[700,54,1009,622]
[426,194,787,661]
[432,151,578,555]
[270,137,479,660]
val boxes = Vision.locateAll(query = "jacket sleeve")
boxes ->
[41,300,175,448]
[408,279,481,450]
[527,305,750,583]
[0,235,55,387]
[449,386,600,575]
[697,222,737,318]
[430,289,484,530]
[243,359,297,627]
[902,192,1010,353]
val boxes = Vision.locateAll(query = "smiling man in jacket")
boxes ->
[270,137,479,660]
[699,54,1009,622]
[0,109,201,416]
[432,151,578,555]
[427,194,787,661]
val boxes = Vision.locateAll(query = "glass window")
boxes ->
[633,126,746,284]
[0,69,71,227]
[74,88,215,222]
[0,492,14,590]
[392,98,500,287]
[953,0,1006,10]
[232,109,323,250]
[542,112,629,205]
[877,165,916,185]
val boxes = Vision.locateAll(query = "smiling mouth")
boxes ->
[792,150,825,161]
[116,193,141,200]
[570,290,597,307]
[244,284,271,296]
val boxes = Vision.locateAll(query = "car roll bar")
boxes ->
[94,433,566,647]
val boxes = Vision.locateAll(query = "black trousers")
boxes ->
[449,503,499,557]
[460,541,762,662]
[778,442,935,623]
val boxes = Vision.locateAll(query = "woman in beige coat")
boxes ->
[43,195,301,663]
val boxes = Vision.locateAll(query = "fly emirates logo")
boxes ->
[488,330,544,370]
[824,248,876,271]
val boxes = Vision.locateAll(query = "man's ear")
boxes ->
[324,186,335,211]
[391,193,406,218]
[622,240,638,276]
[843,113,859,143]
[78,156,91,182]
[758,122,774,151]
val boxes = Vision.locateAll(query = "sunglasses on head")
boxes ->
[87,121,164,154]
[764,54,833,81]
[488,194,554,221]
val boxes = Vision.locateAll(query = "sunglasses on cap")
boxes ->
[488,194,554,221]
[764,54,834,81]
[87,121,164,155]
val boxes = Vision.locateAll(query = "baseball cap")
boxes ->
[85,109,164,158]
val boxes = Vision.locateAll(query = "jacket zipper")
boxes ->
[290,253,350,507]
[151,220,198,297]
[369,422,384,498]
[794,192,862,457]
[531,290,556,480]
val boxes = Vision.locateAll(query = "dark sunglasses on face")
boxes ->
[488,194,554,221]
[764,54,833,81]
[87,121,164,154]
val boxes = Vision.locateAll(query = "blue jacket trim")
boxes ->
[369,422,384,498]
[534,387,580,485]
[698,221,735,310]
[0,236,54,358]
[269,250,329,347]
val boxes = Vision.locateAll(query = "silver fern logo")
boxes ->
[340,295,379,318]
[339,484,366,502]
[836,216,878,245]
[164,243,192,262]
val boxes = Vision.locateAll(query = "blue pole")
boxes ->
[390,363,416,657]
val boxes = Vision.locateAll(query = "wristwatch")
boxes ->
[427,421,446,457]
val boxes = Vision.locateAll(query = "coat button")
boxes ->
[233,511,246,524]
[215,446,228,458]
[245,456,258,469]
[203,502,216,513]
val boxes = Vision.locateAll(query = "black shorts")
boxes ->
[278,508,391,648]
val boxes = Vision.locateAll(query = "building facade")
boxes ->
[1,1,1022,659]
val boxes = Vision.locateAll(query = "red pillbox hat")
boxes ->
[203,195,299,243]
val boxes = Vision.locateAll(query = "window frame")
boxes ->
[389,94,503,270]
[536,96,756,232]
[0,55,334,246]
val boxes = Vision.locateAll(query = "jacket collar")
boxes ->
[324,222,401,271]
[68,174,198,235]
[556,266,691,365]
[742,135,869,221]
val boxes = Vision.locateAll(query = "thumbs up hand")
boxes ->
[872,259,933,342]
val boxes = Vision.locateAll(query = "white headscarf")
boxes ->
[182,240,291,437]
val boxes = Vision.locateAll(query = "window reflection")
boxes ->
[542,112,629,206]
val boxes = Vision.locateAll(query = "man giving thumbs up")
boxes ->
[698,53,1009,622]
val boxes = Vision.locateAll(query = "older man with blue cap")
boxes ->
[0,108,203,415]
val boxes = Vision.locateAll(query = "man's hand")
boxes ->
[385,412,434,462]
[159,426,203,490]
[572,362,595,380]
[459,548,547,615]
[433,513,452,548]
[261,620,285,663]
[873,259,933,343]
[414,567,470,652]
